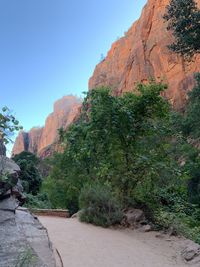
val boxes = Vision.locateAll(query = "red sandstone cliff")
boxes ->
[12,96,82,157]
[13,0,200,157]
[89,0,200,109]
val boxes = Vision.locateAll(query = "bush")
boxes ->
[154,208,200,244]
[79,183,123,227]
[42,174,79,215]
[24,192,52,209]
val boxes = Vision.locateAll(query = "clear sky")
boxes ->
[0,0,146,152]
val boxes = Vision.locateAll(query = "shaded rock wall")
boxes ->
[0,152,56,266]
[89,0,200,109]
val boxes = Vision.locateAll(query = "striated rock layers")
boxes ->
[12,96,82,157]
[89,0,200,109]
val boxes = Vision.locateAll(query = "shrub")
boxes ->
[24,192,51,209]
[79,183,123,227]
[154,208,200,244]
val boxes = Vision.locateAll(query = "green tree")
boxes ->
[47,82,183,210]
[177,73,200,205]
[164,0,200,58]
[0,106,22,145]
[12,151,42,195]
[182,73,200,138]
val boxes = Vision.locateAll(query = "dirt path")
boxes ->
[39,216,188,267]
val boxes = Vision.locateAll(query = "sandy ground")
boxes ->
[39,216,189,267]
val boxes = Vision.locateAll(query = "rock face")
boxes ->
[13,0,200,157]
[181,239,200,265]
[0,149,56,267]
[89,0,200,109]
[12,95,82,157]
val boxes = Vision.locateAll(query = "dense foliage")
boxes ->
[164,0,200,58]
[24,192,51,209]
[12,151,42,195]
[44,82,171,210]
[43,81,199,240]
[79,183,123,227]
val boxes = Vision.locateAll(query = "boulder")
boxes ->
[140,224,152,232]
[122,208,146,228]
[0,156,24,208]
[71,210,82,219]
[181,240,200,264]
[0,208,56,267]
[0,155,20,175]
[0,153,56,266]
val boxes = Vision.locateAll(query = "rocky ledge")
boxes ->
[0,150,56,267]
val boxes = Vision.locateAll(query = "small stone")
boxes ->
[140,224,152,232]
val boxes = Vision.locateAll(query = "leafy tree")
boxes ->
[164,0,200,58]
[44,82,200,240]
[0,107,22,186]
[12,151,42,195]
[176,73,200,205]
[0,106,22,144]
[47,82,183,209]
[182,73,200,138]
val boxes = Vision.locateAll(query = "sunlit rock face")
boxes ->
[13,0,200,157]
[89,0,200,110]
[12,96,82,157]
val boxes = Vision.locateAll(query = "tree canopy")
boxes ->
[12,151,42,195]
[164,0,200,58]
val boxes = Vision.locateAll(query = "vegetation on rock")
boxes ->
[164,0,200,58]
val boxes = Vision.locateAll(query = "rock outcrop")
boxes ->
[89,0,200,109]
[0,146,56,267]
[12,95,82,157]
[13,0,200,157]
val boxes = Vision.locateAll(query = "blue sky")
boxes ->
[0,0,146,151]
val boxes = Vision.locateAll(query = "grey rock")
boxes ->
[71,210,82,218]
[0,210,15,224]
[0,156,56,266]
[0,195,19,211]
[0,208,56,267]
[0,156,20,175]
[123,208,145,227]
[181,240,200,263]
[140,224,152,232]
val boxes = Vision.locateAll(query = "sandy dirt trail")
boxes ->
[39,216,188,267]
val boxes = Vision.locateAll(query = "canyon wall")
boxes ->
[13,0,200,157]
[89,0,200,109]
[12,96,82,157]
